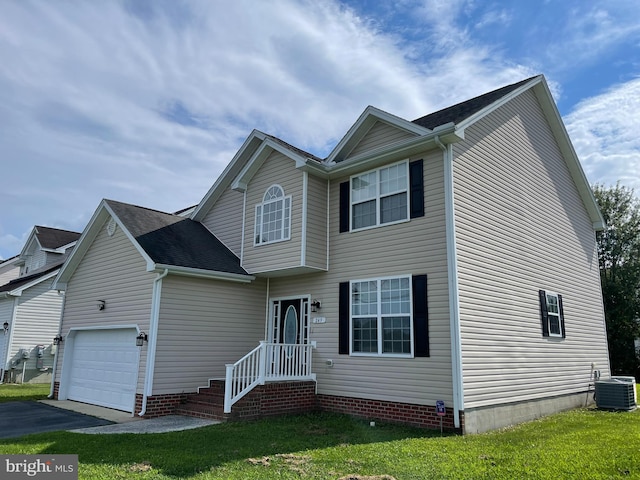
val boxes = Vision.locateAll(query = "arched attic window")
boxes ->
[255,185,291,245]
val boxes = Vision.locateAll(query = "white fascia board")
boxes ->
[18,229,40,259]
[191,130,267,221]
[455,75,543,132]
[326,124,462,177]
[231,138,310,192]
[326,106,432,164]
[151,264,255,283]
[531,81,606,231]
[52,202,111,290]
[53,200,156,289]
[47,241,78,254]
[7,269,59,297]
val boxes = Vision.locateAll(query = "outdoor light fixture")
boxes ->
[53,334,63,345]
[136,332,148,347]
[311,300,321,312]
[3,321,8,334]
[96,300,106,311]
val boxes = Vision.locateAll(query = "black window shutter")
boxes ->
[412,274,429,357]
[339,181,350,233]
[409,160,424,219]
[338,282,350,354]
[558,294,566,338]
[539,290,549,337]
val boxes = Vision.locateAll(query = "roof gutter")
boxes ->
[138,268,169,417]
[151,264,254,283]
[436,134,465,430]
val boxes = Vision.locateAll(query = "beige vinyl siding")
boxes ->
[152,275,267,394]
[347,121,416,159]
[268,147,454,407]
[57,217,154,393]
[7,278,61,378]
[200,187,245,256]
[453,89,610,409]
[243,151,304,273]
[304,173,328,270]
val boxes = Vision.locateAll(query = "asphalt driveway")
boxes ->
[0,401,112,439]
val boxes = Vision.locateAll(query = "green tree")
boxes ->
[593,183,640,379]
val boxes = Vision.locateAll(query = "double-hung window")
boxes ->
[351,161,409,230]
[351,276,412,355]
[255,185,291,245]
[539,290,565,338]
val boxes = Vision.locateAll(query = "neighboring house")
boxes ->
[0,255,20,286]
[51,75,611,434]
[0,226,80,383]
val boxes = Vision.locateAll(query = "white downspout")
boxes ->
[2,297,20,385]
[138,268,168,416]
[436,135,465,430]
[48,291,66,398]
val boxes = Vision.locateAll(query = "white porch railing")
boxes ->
[224,341,315,413]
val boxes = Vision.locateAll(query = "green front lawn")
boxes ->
[0,384,638,479]
[0,383,50,403]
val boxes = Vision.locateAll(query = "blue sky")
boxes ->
[1,0,639,259]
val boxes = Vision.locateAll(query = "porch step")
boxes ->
[175,380,226,421]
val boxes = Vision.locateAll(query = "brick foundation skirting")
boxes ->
[317,393,461,432]
[135,392,193,418]
[229,381,317,420]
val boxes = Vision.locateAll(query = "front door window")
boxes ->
[283,305,298,344]
[271,298,308,345]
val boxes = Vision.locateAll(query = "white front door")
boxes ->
[66,329,139,412]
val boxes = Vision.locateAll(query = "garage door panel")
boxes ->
[67,329,139,412]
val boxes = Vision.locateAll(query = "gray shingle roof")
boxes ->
[105,200,248,276]
[411,77,535,130]
[0,261,62,293]
[35,226,81,250]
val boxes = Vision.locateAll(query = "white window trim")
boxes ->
[350,160,410,232]
[349,274,414,357]
[545,291,563,337]
[254,184,292,246]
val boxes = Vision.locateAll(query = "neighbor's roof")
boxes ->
[34,226,81,250]
[104,200,248,276]
[0,261,63,294]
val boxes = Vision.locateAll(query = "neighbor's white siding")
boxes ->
[269,147,454,407]
[0,260,19,286]
[347,121,416,159]
[453,89,610,409]
[200,186,245,257]
[4,278,61,382]
[57,217,155,393]
[243,150,304,273]
[0,298,14,369]
[153,275,267,394]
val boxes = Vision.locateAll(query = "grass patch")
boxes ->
[0,383,50,403]
[0,385,638,479]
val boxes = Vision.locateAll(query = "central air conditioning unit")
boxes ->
[595,378,637,411]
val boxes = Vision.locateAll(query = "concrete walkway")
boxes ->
[39,399,219,434]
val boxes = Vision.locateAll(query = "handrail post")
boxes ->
[224,363,233,413]
[258,341,267,385]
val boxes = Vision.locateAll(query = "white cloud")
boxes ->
[565,78,640,193]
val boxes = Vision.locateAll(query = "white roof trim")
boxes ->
[3,269,59,297]
[231,138,310,192]
[191,130,267,221]
[326,106,432,164]
[152,264,254,283]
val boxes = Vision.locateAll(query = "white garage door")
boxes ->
[67,329,139,412]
